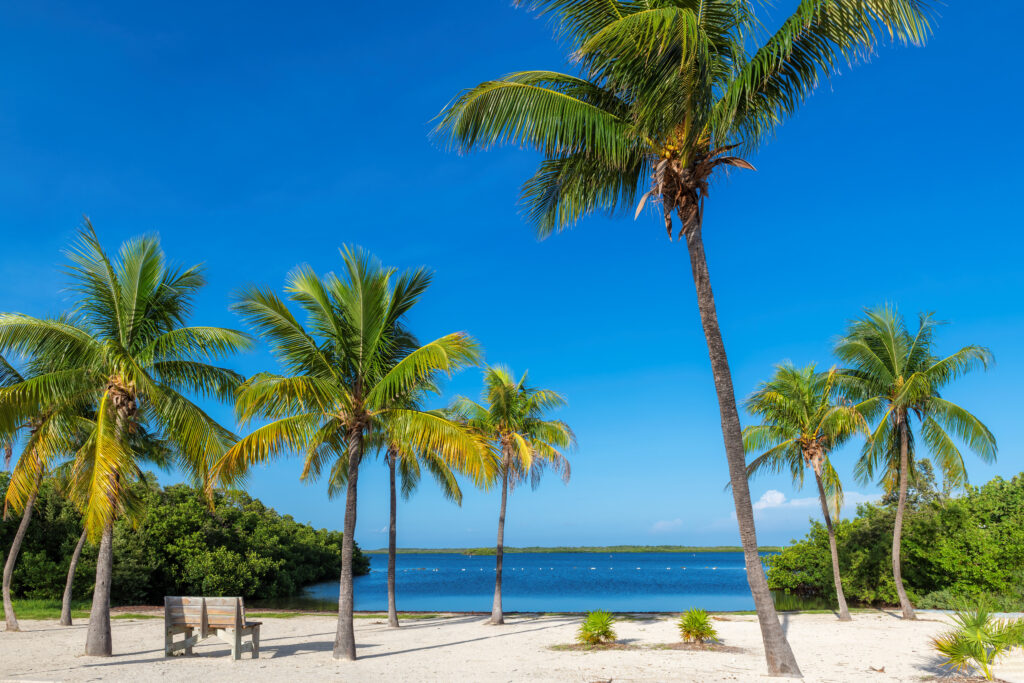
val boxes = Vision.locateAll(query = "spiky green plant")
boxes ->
[0,223,248,655]
[836,306,996,620]
[678,608,719,644]
[454,366,575,625]
[743,363,869,621]
[932,605,1024,680]
[577,610,616,646]
[211,247,483,661]
[435,1,935,676]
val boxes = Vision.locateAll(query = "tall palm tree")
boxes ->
[742,363,867,621]
[434,1,933,674]
[835,306,996,620]
[455,366,574,625]
[0,223,248,655]
[212,247,481,660]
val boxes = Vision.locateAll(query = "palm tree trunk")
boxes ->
[334,430,363,660]
[60,528,88,626]
[3,469,43,632]
[893,417,916,619]
[813,470,851,621]
[683,221,802,677]
[490,465,509,625]
[387,450,399,628]
[84,521,114,656]
[2,442,11,471]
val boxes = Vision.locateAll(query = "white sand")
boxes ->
[2,611,1023,682]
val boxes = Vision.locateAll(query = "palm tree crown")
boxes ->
[435,0,932,239]
[743,363,866,513]
[836,306,996,493]
[457,366,574,490]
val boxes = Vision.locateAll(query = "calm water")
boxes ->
[259,551,831,612]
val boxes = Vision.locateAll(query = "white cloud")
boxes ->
[651,518,683,533]
[753,489,881,516]
[753,490,789,510]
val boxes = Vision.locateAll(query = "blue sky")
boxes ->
[1,1,1021,549]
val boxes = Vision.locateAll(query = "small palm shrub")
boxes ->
[932,605,1024,681]
[678,608,718,644]
[577,610,616,646]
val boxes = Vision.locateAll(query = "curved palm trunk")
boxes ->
[684,222,802,677]
[60,528,88,626]
[813,470,851,621]
[490,465,509,625]
[893,417,916,619]
[2,442,11,471]
[84,521,114,655]
[3,469,43,632]
[387,450,399,628]
[334,430,363,660]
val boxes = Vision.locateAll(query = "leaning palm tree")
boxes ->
[742,363,867,621]
[0,223,248,655]
[455,366,574,625]
[434,1,933,674]
[212,247,482,660]
[835,306,996,620]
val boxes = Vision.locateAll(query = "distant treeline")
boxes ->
[767,470,1024,610]
[368,545,784,555]
[0,472,369,604]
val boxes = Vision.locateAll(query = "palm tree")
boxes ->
[212,247,481,660]
[434,1,933,674]
[1,354,83,631]
[455,366,574,625]
[742,363,867,621]
[0,223,248,655]
[59,527,88,626]
[835,306,996,620]
[330,411,487,630]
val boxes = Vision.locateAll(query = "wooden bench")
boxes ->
[164,596,261,660]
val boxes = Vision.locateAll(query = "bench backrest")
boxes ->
[164,596,247,629]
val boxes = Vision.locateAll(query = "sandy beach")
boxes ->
[2,611,1023,682]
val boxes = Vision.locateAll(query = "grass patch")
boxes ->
[354,613,441,620]
[0,599,90,620]
[551,642,639,652]
[653,642,746,654]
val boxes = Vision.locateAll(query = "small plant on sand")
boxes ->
[678,608,718,644]
[932,605,1024,681]
[577,610,616,646]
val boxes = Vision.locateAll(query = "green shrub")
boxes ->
[932,604,1024,681]
[766,472,1024,609]
[577,610,616,646]
[678,608,718,643]
[0,472,370,604]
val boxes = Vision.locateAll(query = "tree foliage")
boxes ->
[766,472,1024,610]
[0,471,368,604]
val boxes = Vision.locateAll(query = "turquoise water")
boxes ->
[258,551,832,612]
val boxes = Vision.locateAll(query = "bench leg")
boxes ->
[231,629,242,661]
[251,626,260,659]
[165,628,173,657]
[185,627,194,656]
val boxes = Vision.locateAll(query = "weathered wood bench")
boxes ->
[164,596,261,660]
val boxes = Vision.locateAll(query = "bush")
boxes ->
[0,472,370,604]
[766,473,1024,609]
[576,610,616,646]
[678,608,718,643]
[931,604,1024,681]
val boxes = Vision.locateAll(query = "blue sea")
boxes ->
[264,551,825,612]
